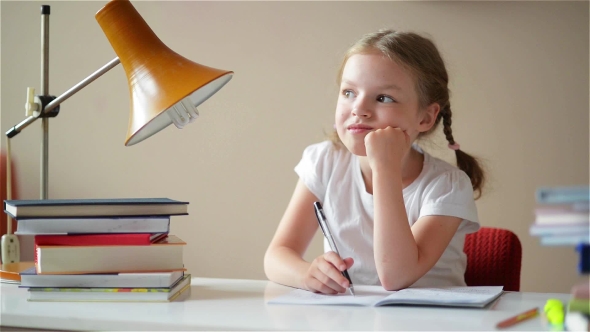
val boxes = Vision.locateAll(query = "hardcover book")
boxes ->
[4,198,189,218]
[34,233,168,246]
[35,235,186,274]
[1,262,35,283]
[529,224,589,236]
[15,216,170,235]
[27,274,192,302]
[533,206,590,225]
[539,234,590,246]
[20,267,184,288]
[536,186,590,205]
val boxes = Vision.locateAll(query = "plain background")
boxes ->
[1,1,588,293]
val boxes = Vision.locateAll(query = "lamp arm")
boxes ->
[5,57,121,138]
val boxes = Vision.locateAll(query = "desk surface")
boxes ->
[1,277,570,331]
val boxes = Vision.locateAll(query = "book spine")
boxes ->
[34,233,162,246]
[536,186,590,204]
[534,213,590,225]
[529,225,590,236]
[539,235,590,246]
[15,216,171,235]
[576,244,589,274]
[535,202,590,213]
[29,286,174,293]
[35,236,185,274]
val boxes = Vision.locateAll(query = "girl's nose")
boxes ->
[351,101,371,118]
[352,94,371,118]
[352,109,369,118]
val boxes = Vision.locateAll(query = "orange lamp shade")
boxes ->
[95,0,233,146]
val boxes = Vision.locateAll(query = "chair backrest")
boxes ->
[464,227,522,291]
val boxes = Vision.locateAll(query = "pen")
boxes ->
[496,307,539,329]
[313,201,355,297]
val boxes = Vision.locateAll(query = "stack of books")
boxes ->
[529,185,589,246]
[529,185,589,330]
[3,197,192,302]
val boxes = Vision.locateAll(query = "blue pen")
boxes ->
[313,201,355,296]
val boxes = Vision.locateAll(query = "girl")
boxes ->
[264,29,485,293]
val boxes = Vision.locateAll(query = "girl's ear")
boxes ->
[418,103,440,133]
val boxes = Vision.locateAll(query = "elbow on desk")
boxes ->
[376,256,431,290]
[263,246,286,282]
[263,249,274,280]
[380,279,412,291]
[378,270,419,291]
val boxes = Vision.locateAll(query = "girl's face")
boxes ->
[335,51,436,156]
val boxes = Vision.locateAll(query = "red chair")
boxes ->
[464,227,522,291]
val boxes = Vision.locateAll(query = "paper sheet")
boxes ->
[267,285,503,307]
[267,285,392,306]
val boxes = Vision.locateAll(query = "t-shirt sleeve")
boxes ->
[293,141,335,201]
[419,170,480,234]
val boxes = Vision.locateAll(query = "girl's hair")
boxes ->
[330,29,485,199]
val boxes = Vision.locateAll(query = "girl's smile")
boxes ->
[347,123,374,134]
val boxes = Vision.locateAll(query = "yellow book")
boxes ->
[0,261,35,283]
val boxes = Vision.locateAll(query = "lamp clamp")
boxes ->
[23,87,60,119]
[35,95,60,118]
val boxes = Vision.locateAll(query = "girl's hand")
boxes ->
[364,126,411,172]
[303,252,354,294]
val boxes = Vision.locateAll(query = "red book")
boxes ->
[34,233,167,246]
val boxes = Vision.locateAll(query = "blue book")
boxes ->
[576,244,589,274]
[536,186,590,204]
[539,234,590,246]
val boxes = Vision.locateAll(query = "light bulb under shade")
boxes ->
[95,0,233,147]
[126,73,233,146]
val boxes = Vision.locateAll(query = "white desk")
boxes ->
[1,277,570,331]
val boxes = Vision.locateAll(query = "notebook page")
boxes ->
[267,285,389,306]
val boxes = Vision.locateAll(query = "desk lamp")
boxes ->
[1,0,234,264]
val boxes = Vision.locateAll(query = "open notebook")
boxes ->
[267,285,504,308]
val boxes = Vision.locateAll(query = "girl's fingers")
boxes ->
[306,253,353,294]
[343,257,354,269]
[324,251,347,271]
[316,261,346,290]
[308,277,338,294]
[317,257,349,292]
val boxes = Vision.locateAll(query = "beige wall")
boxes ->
[1,1,588,293]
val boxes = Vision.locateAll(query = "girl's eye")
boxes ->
[343,90,356,98]
[377,95,395,103]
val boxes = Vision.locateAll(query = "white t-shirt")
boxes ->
[294,140,480,288]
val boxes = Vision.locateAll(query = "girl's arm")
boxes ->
[364,126,463,290]
[264,179,353,293]
[264,180,318,289]
[372,166,462,290]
